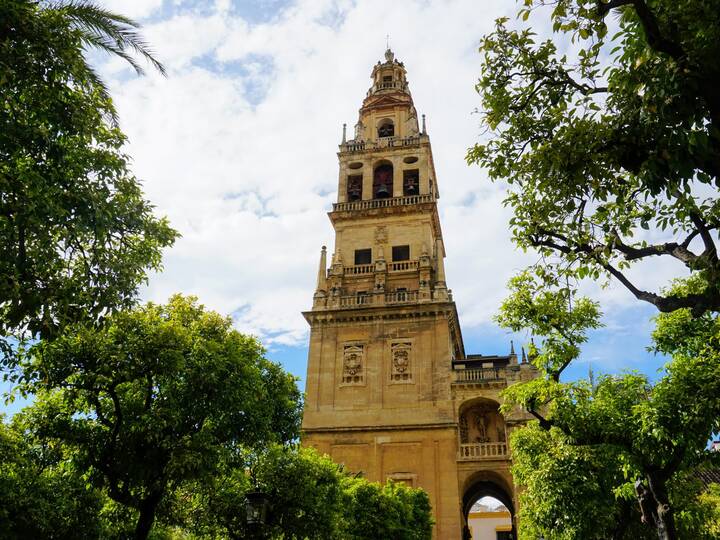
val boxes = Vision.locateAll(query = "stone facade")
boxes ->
[301,49,538,539]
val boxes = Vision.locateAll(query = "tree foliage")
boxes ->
[468,0,720,317]
[471,1,720,537]
[179,445,433,540]
[0,0,177,352]
[499,274,720,539]
[0,415,104,539]
[16,295,303,539]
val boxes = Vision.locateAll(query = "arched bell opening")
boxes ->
[346,174,363,201]
[377,118,395,138]
[373,161,393,199]
[403,169,419,195]
[462,471,516,540]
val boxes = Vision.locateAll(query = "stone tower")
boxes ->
[301,49,537,539]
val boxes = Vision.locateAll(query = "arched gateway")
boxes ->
[301,49,539,539]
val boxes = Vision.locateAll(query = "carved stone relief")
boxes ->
[374,225,388,245]
[342,344,364,385]
[390,341,412,382]
[460,404,506,444]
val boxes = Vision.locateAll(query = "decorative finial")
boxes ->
[510,340,515,355]
[316,245,328,293]
[386,33,390,50]
[421,114,427,134]
[342,123,347,144]
[521,346,527,364]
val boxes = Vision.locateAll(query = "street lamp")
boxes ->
[245,490,270,526]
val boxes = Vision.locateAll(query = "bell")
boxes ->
[405,181,418,195]
[375,183,390,198]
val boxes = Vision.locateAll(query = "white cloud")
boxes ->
[102,0,163,20]
[98,0,688,349]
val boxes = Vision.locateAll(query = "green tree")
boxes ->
[17,295,303,540]
[0,414,104,539]
[179,445,433,540]
[469,1,720,537]
[498,274,720,539]
[340,477,433,540]
[468,0,720,317]
[0,0,176,355]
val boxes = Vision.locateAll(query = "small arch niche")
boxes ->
[377,118,395,138]
[459,400,506,444]
[348,162,363,170]
[373,161,393,199]
[403,156,418,164]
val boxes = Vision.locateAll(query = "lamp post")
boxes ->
[245,490,270,537]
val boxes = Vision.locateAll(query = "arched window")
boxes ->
[347,175,362,201]
[373,162,393,198]
[377,118,394,138]
[403,169,419,195]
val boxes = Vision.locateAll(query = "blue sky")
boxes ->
[2,0,684,416]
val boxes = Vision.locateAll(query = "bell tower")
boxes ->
[302,49,537,539]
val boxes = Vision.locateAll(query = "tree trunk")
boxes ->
[134,490,164,540]
[647,473,677,540]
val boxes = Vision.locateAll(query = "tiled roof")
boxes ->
[694,468,720,487]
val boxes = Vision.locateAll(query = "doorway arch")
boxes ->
[462,471,515,540]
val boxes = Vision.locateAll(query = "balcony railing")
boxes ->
[370,80,408,92]
[336,291,419,308]
[389,260,419,272]
[344,264,374,275]
[458,442,508,461]
[340,135,423,153]
[333,194,434,213]
[385,291,417,304]
[452,367,506,384]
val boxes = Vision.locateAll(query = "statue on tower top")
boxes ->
[384,47,395,63]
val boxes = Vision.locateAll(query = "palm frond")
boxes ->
[44,0,167,76]
[81,62,120,126]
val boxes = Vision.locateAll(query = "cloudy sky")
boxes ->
[89,0,685,387]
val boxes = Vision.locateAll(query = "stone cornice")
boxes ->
[302,300,458,325]
[302,422,457,434]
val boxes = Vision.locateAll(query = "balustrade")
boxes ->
[335,291,419,308]
[333,194,434,212]
[458,442,508,460]
[339,294,372,307]
[339,135,422,154]
[452,367,505,384]
[389,260,419,272]
[343,264,374,275]
[385,291,417,304]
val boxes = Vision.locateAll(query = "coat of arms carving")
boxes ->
[342,344,364,384]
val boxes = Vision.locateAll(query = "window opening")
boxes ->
[378,120,394,138]
[403,169,419,195]
[354,249,372,265]
[373,164,393,198]
[392,245,410,261]
[347,175,362,201]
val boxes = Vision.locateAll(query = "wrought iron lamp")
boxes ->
[245,490,269,526]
